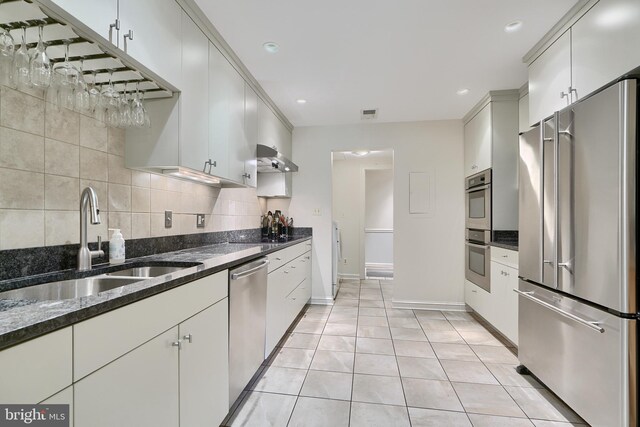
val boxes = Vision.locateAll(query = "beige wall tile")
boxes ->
[132,171,150,188]
[107,127,125,156]
[0,168,44,209]
[0,87,44,136]
[45,103,79,145]
[45,210,79,245]
[149,173,168,190]
[166,191,181,213]
[108,183,131,212]
[79,115,107,152]
[166,177,182,192]
[179,191,196,214]
[0,210,44,249]
[87,220,108,244]
[80,147,108,182]
[0,127,44,172]
[132,213,150,239]
[132,187,150,213]
[150,213,169,237]
[45,175,79,210]
[150,189,167,213]
[45,139,79,177]
[79,180,108,213]
[108,212,132,240]
[108,154,131,185]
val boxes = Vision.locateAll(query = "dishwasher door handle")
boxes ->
[231,260,270,280]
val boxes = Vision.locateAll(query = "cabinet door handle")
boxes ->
[172,340,182,350]
[183,334,193,343]
[275,257,282,261]
[291,266,296,269]
[243,173,251,179]
[284,270,289,274]
[109,18,120,44]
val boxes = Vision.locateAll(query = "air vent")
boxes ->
[361,108,378,120]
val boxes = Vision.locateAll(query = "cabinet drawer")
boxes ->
[288,279,311,316]
[0,327,72,404]
[465,280,490,319]
[491,246,518,268]
[267,240,311,273]
[74,270,227,380]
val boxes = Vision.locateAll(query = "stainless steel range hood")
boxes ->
[257,144,299,173]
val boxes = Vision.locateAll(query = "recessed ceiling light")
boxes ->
[263,42,280,53]
[457,88,470,96]
[296,99,307,104]
[352,150,370,156]
[504,20,523,33]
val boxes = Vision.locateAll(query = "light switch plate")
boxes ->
[196,214,205,228]
[165,211,172,228]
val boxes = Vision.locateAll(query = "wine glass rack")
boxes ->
[0,0,175,98]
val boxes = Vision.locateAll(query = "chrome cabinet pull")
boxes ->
[514,289,604,333]
[172,340,183,350]
[183,334,193,343]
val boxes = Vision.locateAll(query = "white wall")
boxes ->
[365,169,394,229]
[290,120,465,309]
[332,155,392,278]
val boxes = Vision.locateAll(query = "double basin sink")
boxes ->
[0,264,198,303]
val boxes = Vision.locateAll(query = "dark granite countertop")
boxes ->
[0,236,311,351]
[490,230,518,251]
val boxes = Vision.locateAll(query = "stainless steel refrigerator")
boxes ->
[518,79,638,427]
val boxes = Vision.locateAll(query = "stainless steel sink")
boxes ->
[105,266,187,278]
[0,277,143,302]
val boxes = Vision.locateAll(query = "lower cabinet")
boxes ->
[40,386,73,426]
[265,242,312,357]
[465,246,519,346]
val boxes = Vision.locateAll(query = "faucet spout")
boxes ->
[78,187,104,271]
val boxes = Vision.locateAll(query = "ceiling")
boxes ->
[194,0,578,127]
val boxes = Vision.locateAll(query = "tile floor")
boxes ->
[223,279,587,427]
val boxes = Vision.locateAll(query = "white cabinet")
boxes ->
[75,328,180,427]
[571,0,640,100]
[0,327,72,404]
[74,271,229,427]
[464,103,492,176]
[243,83,258,188]
[209,42,245,182]
[490,260,518,345]
[41,386,73,427]
[529,30,572,126]
[265,241,312,357]
[51,0,118,45]
[180,11,210,172]
[51,0,181,87]
[258,97,292,160]
[179,301,229,427]
[519,93,532,134]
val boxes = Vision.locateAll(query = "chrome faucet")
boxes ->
[78,187,104,271]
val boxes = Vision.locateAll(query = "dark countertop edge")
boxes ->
[489,241,519,251]
[0,236,311,351]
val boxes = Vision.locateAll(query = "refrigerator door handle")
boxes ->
[514,289,605,333]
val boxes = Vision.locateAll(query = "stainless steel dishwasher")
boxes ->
[228,257,269,407]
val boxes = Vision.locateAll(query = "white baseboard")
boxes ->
[365,262,394,270]
[310,297,334,305]
[392,300,468,312]
[338,273,359,280]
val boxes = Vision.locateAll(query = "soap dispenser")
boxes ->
[108,228,126,264]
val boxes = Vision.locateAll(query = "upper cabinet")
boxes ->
[528,30,572,126]
[258,97,292,160]
[51,0,181,87]
[527,0,640,126]
[571,0,640,100]
[464,103,492,176]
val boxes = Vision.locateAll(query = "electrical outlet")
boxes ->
[165,211,172,228]
[196,214,205,228]
[312,208,321,216]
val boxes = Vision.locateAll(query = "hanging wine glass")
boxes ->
[87,70,101,113]
[13,26,30,89]
[141,90,150,128]
[101,69,120,127]
[52,40,79,110]
[118,84,132,128]
[0,27,14,87]
[131,83,145,127]
[29,25,51,88]
[75,58,90,113]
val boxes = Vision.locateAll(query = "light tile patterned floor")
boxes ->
[223,279,588,427]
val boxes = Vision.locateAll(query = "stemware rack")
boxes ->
[0,0,175,98]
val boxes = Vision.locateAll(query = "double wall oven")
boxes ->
[465,169,491,291]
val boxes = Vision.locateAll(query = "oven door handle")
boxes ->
[465,184,491,193]
[465,241,489,249]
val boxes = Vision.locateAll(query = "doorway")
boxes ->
[331,150,394,291]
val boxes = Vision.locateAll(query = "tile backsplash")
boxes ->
[0,85,262,250]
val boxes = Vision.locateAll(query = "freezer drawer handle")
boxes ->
[514,289,605,333]
[231,260,270,280]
